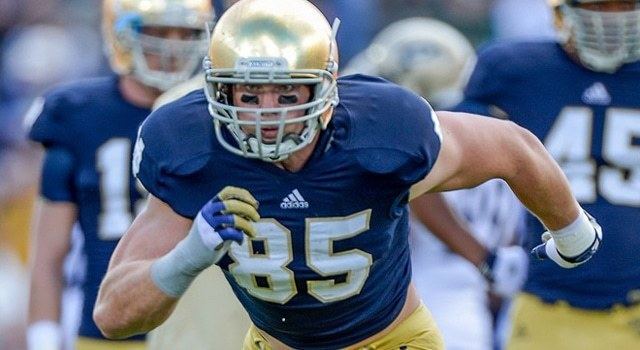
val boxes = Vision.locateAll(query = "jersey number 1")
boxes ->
[96,138,146,240]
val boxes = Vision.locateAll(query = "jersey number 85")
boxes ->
[227,209,373,304]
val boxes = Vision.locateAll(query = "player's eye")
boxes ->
[278,95,298,104]
[240,94,259,104]
[279,84,295,93]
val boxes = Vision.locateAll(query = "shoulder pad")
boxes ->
[133,91,213,206]
[335,76,442,185]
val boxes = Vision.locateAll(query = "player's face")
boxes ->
[231,84,312,143]
[578,0,638,11]
[140,26,204,72]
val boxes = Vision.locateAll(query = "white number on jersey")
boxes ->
[545,107,640,207]
[96,138,146,240]
[228,209,373,304]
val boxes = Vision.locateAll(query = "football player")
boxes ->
[346,17,529,350]
[455,0,640,349]
[94,0,602,349]
[26,1,213,349]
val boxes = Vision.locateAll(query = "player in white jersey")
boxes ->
[346,18,529,350]
[410,181,526,350]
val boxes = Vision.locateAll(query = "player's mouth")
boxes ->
[259,128,280,141]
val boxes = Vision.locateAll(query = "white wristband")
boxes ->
[150,213,229,297]
[549,210,596,257]
[27,320,62,350]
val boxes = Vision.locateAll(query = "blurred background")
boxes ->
[0,0,554,348]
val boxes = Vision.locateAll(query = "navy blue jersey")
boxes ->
[135,75,442,349]
[456,40,640,309]
[29,75,148,340]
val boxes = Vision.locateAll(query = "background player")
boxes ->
[455,0,640,348]
[346,17,529,350]
[94,0,602,349]
[26,1,213,349]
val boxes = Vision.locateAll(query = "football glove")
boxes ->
[151,186,260,297]
[479,246,528,298]
[531,210,602,269]
[196,186,260,250]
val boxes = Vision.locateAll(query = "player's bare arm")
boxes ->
[95,188,258,339]
[411,111,601,268]
[412,111,579,229]
[27,199,76,348]
[93,195,190,339]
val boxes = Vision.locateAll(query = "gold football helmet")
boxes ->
[204,0,339,162]
[345,17,475,109]
[102,0,213,90]
[549,0,640,73]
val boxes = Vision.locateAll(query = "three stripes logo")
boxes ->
[280,189,309,209]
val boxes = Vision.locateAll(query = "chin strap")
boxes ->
[245,133,304,162]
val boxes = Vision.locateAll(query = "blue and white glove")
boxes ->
[196,187,260,251]
[479,246,528,298]
[151,186,260,297]
[531,210,602,268]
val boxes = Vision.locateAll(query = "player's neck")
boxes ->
[119,75,163,109]
[275,133,321,173]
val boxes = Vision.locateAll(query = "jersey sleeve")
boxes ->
[344,81,442,186]
[27,94,74,148]
[132,114,174,211]
[39,147,76,202]
[25,93,78,202]
[385,95,442,185]
[132,94,212,218]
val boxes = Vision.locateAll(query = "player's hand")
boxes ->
[479,246,528,298]
[196,186,260,250]
[531,211,602,268]
[150,187,261,297]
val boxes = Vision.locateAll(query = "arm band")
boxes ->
[150,214,226,297]
[549,210,596,258]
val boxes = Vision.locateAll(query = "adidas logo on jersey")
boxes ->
[582,82,611,106]
[280,189,309,209]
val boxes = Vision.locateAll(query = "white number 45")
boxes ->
[545,107,640,207]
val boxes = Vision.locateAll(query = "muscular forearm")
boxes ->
[27,199,75,348]
[416,113,598,269]
[94,260,178,339]
[425,115,581,230]
[28,264,64,323]
[501,126,580,230]
[93,190,259,339]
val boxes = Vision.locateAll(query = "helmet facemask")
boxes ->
[204,11,341,163]
[204,57,338,162]
[116,17,209,91]
[558,1,640,73]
